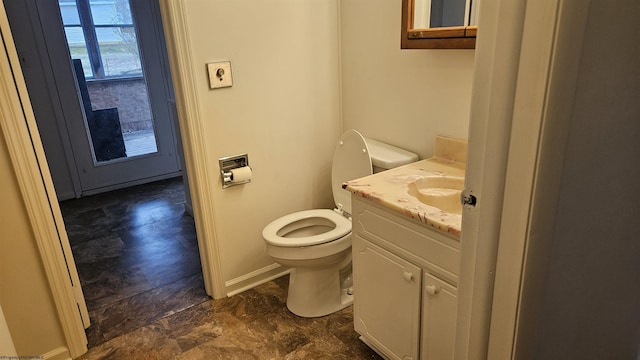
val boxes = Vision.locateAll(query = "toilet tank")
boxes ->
[365,137,419,173]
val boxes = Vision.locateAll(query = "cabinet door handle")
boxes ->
[403,271,414,281]
[426,285,440,296]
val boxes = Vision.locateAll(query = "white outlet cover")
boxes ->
[207,61,233,89]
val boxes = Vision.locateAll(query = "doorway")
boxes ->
[54,0,181,194]
[3,0,207,347]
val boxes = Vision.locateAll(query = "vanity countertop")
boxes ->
[344,158,465,237]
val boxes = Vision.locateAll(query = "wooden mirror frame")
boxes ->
[401,0,477,49]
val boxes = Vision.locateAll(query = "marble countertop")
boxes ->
[344,158,465,237]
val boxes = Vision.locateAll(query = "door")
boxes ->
[421,272,457,360]
[56,0,179,194]
[353,235,422,360]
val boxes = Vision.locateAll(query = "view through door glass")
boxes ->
[59,0,158,163]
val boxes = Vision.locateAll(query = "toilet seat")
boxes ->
[262,209,351,247]
[263,130,373,250]
[261,130,417,318]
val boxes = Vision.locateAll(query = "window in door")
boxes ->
[58,0,158,162]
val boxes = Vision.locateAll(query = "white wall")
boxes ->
[178,0,341,286]
[340,0,475,159]
[531,2,640,358]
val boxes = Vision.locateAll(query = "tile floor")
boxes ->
[77,276,381,359]
[61,177,382,359]
[60,177,209,347]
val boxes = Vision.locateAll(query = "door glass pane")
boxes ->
[63,27,93,78]
[59,0,159,163]
[95,26,142,78]
[82,73,158,162]
[89,0,133,25]
[59,0,81,25]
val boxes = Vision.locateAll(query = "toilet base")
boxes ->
[286,265,353,318]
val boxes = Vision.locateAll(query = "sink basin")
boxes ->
[407,176,464,214]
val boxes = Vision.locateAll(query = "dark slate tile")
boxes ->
[77,259,152,310]
[78,276,382,360]
[65,179,379,360]
[71,233,125,263]
[90,273,208,345]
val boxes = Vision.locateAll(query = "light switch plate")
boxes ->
[207,61,233,89]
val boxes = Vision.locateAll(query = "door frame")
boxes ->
[0,2,88,356]
[1,0,225,357]
[485,1,590,358]
[457,0,591,358]
[455,0,528,357]
[158,0,226,298]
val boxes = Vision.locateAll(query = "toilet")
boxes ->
[262,130,418,317]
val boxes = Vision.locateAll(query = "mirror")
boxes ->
[401,0,479,49]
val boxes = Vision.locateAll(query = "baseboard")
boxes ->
[56,190,76,201]
[80,171,182,197]
[184,201,194,217]
[225,263,290,297]
[42,346,72,360]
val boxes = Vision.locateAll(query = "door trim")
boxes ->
[455,0,528,358]
[459,0,591,358]
[0,2,87,356]
[487,1,590,358]
[158,0,226,298]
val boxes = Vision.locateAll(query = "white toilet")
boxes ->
[262,130,418,317]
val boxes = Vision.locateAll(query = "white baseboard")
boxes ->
[43,346,71,360]
[225,263,290,297]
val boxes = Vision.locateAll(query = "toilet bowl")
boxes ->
[262,130,418,317]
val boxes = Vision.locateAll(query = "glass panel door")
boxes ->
[54,0,180,194]
[59,0,159,164]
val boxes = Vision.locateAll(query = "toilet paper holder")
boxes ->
[219,153,251,188]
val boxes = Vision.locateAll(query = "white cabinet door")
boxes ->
[353,235,422,360]
[421,272,458,360]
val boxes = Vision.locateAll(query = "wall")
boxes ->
[0,134,67,356]
[0,305,17,356]
[177,0,341,287]
[340,0,474,159]
[531,2,640,358]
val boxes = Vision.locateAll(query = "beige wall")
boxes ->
[0,134,66,355]
[175,0,474,287]
[179,0,341,284]
[340,0,474,159]
[0,304,17,356]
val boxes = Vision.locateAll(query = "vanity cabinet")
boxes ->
[353,236,422,359]
[351,196,460,360]
[421,272,457,360]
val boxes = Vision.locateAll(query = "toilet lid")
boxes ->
[332,130,373,215]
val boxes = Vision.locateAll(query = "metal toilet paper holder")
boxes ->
[219,153,251,188]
